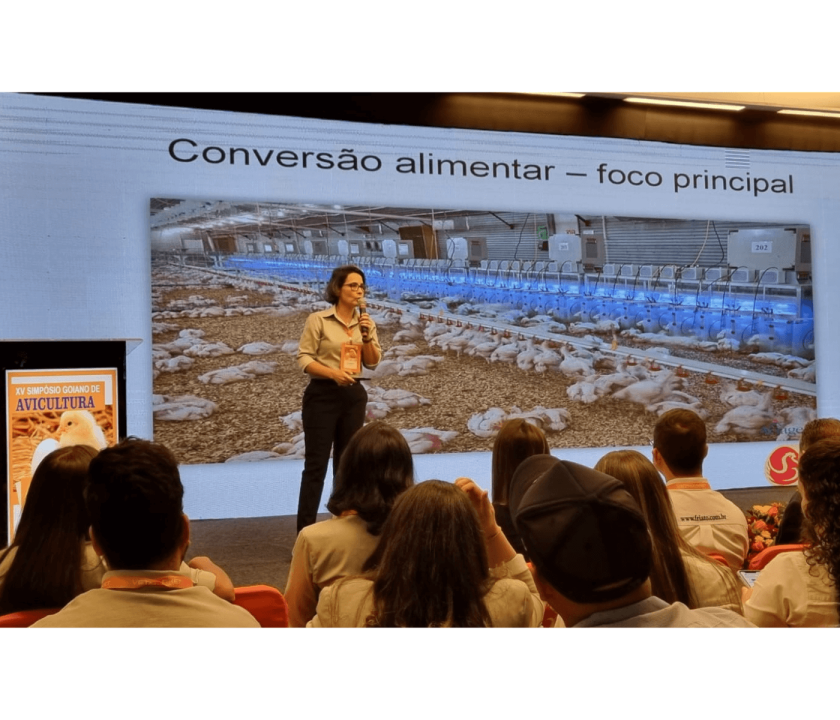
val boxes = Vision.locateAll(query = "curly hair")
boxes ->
[797,436,840,608]
[361,480,494,627]
[774,419,840,545]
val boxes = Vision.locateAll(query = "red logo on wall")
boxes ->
[764,445,800,486]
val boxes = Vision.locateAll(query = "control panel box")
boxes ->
[547,234,581,267]
[728,228,802,275]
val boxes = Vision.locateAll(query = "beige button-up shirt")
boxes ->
[307,554,545,627]
[285,514,380,627]
[297,306,381,375]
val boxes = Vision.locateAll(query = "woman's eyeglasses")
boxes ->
[343,283,366,291]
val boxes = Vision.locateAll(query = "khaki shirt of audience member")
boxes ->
[308,553,545,628]
[31,567,257,628]
[285,514,380,628]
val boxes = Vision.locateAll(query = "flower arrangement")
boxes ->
[744,502,786,567]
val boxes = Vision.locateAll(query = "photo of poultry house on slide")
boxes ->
[151,199,816,466]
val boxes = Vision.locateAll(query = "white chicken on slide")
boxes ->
[399,427,459,454]
[30,410,109,475]
[611,371,685,407]
[714,390,775,436]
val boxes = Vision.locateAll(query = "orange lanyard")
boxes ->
[667,481,712,491]
[102,575,194,590]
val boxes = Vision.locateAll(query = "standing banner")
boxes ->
[5,368,118,543]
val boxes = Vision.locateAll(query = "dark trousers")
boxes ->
[297,379,367,533]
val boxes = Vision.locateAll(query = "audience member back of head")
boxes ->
[31,438,258,628]
[776,417,840,545]
[510,454,755,628]
[595,449,743,614]
[744,435,840,627]
[308,479,544,628]
[491,418,549,558]
[651,409,749,572]
[0,445,102,615]
[285,420,415,627]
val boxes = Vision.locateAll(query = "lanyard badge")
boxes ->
[340,343,361,374]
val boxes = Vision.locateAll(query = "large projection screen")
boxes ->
[2,93,837,519]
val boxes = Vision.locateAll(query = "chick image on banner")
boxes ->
[5,368,118,544]
[29,409,109,475]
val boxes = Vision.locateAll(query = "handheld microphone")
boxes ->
[358,299,369,341]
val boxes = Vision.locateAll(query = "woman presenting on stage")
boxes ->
[295,265,381,533]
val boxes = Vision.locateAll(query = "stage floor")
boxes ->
[187,513,330,591]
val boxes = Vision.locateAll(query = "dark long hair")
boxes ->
[326,421,414,535]
[324,265,365,304]
[0,445,99,614]
[491,419,549,506]
[595,449,734,608]
[361,480,494,627]
[798,437,840,609]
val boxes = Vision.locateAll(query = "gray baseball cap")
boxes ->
[511,455,652,604]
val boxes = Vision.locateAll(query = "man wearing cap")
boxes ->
[652,409,749,572]
[510,454,755,627]
[32,438,259,628]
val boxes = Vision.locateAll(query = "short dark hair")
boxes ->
[324,265,365,304]
[653,409,706,476]
[800,418,840,454]
[326,421,414,535]
[85,438,184,570]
